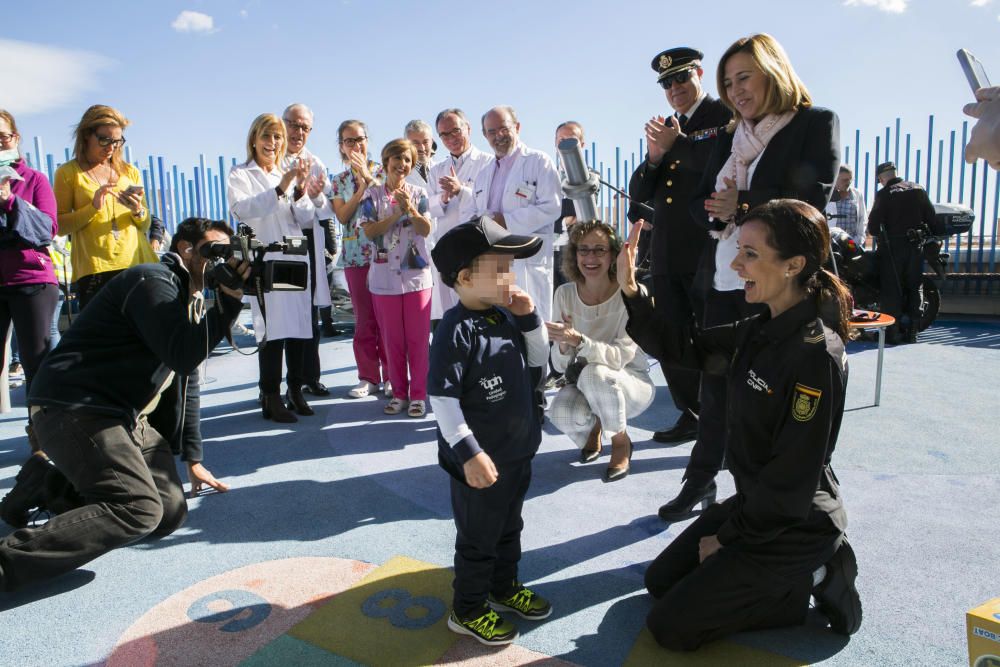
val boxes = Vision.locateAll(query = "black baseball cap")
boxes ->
[431,216,542,287]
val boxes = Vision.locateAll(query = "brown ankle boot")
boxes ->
[262,393,297,422]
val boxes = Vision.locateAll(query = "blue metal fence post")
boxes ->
[894,118,900,166]
[218,156,229,220]
[854,129,861,186]
[926,114,934,187]
[146,156,158,219]
[157,157,167,227]
[904,134,911,180]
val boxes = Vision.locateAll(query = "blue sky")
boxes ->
[4,0,999,187]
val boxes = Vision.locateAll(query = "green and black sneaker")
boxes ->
[488,584,552,620]
[447,607,519,646]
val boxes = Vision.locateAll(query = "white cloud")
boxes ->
[239,9,249,18]
[843,0,908,12]
[171,10,217,34]
[0,39,113,115]
[971,0,992,6]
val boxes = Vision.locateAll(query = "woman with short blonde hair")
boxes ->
[227,112,318,422]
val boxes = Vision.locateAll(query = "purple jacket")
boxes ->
[0,160,57,286]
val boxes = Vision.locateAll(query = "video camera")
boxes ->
[202,223,309,296]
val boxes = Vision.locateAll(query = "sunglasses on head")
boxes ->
[659,68,694,89]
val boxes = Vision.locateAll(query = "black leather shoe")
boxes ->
[321,323,342,337]
[0,453,53,528]
[303,381,330,397]
[652,415,698,444]
[657,480,717,521]
[262,393,297,423]
[814,538,863,635]
[603,438,633,483]
[285,387,314,416]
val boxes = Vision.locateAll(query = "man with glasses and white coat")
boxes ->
[426,108,494,324]
[281,103,335,396]
[459,105,561,323]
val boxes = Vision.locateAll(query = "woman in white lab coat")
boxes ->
[227,113,319,423]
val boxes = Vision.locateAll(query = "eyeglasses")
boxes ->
[577,246,610,257]
[94,134,126,149]
[285,121,312,134]
[659,68,694,90]
[485,124,514,139]
[0,133,17,143]
[340,136,367,147]
[439,127,464,140]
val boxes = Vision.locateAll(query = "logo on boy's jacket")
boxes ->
[792,383,822,422]
[479,374,506,403]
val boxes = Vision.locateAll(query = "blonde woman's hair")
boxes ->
[72,104,130,174]
[718,33,812,127]
[380,138,418,169]
[560,221,622,284]
[245,113,286,165]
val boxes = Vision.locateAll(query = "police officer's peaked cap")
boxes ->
[876,161,897,176]
[650,47,704,82]
[431,216,542,288]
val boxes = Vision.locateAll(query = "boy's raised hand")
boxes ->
[507,286,535,316]
[464,452,499,488]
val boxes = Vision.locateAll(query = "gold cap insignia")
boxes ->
[659,55,672,71]
[792,383,822,422]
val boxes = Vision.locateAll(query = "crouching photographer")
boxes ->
[0,217,248,594]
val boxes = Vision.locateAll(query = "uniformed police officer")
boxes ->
[866,161,943,344]
[619,199,862,650]
[628,47,732,444]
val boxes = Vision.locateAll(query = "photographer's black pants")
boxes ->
[0,407,186,592]
[258,339,306,394]
[451,458,531,618]
[644,498,839,651]
[653,274,702,421]
[878,239,922,336]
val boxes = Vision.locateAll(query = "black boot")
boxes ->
[285,387,314,416]
[262,392,298,423]
[814,538,863,635]
[657,479,717,522]
[0,452,53,528]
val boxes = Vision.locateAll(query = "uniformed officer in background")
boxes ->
[628,47,732,444]
[866,161,943,344]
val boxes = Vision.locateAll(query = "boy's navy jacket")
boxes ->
[429,303,544,483]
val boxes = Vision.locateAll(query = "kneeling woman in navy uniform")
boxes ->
[619,199,861,650]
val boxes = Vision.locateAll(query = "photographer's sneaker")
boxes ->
[488,584,552,620]
[0,452,53,528]
[447,607,518,646]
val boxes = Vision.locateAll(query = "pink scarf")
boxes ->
[710,110,797,239]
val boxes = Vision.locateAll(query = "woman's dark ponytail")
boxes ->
[808,269,853,342]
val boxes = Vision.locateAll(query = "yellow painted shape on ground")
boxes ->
[289,555,457,665]
[623,628,808,666]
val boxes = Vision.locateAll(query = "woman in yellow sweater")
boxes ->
[54,104,156,308]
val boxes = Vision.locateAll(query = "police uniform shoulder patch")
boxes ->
[792,383,822,422]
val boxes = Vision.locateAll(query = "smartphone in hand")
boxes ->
[958,49,991,94]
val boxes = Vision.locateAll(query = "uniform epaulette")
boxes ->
[803,333,825,344]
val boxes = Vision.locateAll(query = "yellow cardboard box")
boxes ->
[968,598,1000,667]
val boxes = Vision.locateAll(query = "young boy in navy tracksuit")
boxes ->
[428,216,551,646]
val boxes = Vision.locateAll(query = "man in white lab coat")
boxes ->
[404,119,437,191]
[282,103,335,396]
[426,108,494,322]
[459,105,561,322]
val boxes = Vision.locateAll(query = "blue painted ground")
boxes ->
[0,316,997,666]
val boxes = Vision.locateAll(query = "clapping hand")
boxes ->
[305,171,326,199]
[439,166,462,202]
[645,115,682,163]
[0,177,11,203]
[349,152,373,187]
[704,176,738,221]
[545,314,582,349]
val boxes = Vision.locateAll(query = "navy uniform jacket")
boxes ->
[429,304,545,482]
[624,289,848,548]
[866,177,942,240]
[629,96,732,277]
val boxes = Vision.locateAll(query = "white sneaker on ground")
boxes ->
[347,381,377,399]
